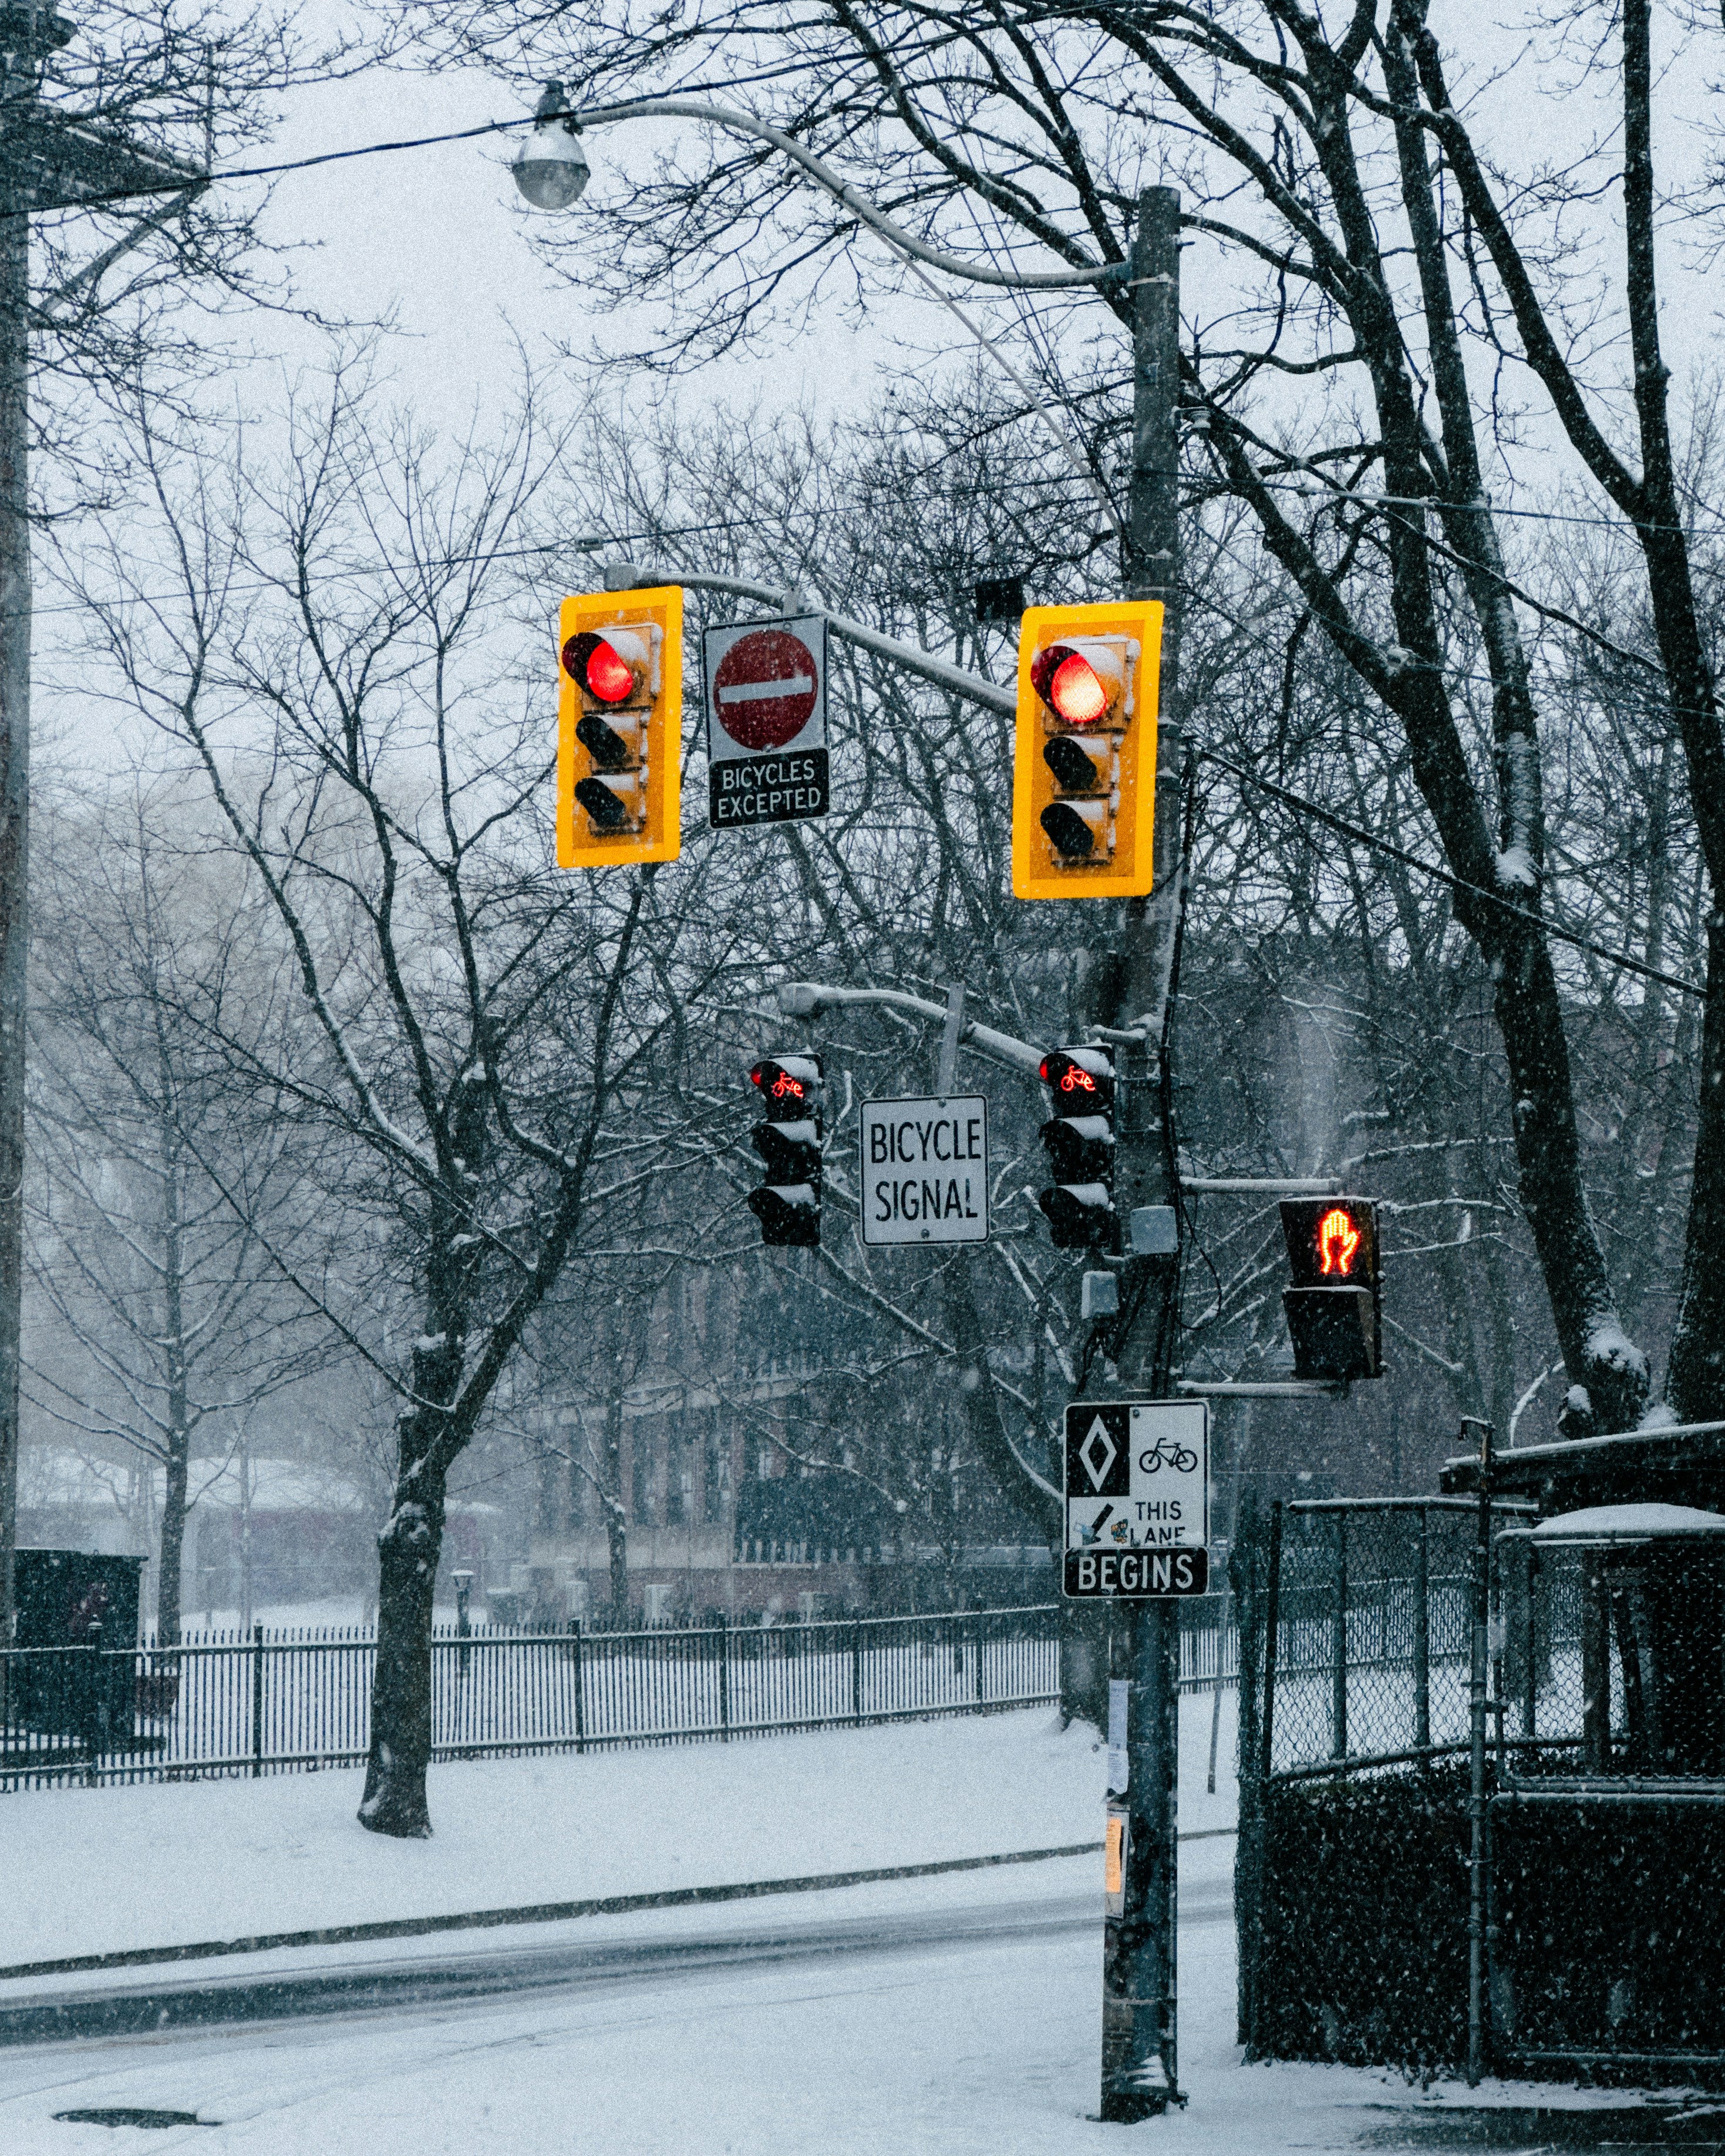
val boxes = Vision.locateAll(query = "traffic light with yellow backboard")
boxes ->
[557,587,683,868]
[1012,600,1162,900]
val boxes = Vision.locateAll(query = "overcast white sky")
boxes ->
[240,53,912,442]
[228,6,1725,501]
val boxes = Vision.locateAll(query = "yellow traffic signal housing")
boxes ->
[556,586,683,868]
[1012,599,1163,900]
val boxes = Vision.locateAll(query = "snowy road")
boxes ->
[0,1876,1231,2048]
[0,1863,1709,2155]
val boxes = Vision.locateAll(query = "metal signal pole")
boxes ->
[1097,183,1188,2125]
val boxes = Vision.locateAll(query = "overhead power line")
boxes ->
[1197,746,1706,1002]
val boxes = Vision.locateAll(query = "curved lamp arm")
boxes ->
[565,94,1123,294]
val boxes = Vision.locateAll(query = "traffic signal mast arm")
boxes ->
[604,562,1017,722]
[774,981,1045,1077]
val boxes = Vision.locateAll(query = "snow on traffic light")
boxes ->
[746,1054,823,1247]
[1037,1046,1118,1250]
[1012,600,1163,900]
[1279,1197,1383,1381]
[557,587,683,868]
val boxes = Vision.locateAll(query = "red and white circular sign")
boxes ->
[712,629,819,752]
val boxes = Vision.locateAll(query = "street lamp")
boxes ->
[512,81,589,212]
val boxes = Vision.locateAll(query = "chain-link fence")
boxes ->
[1256,1500,1483,1776]
[1486,1527,1725,2073]
[1237,1497,1725,2083]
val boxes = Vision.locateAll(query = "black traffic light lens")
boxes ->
[1037,1183,1116,1251]
[575,712,632,769]
[1040,802,1096,858]
[574,776,631,830]
[748,1185,820,1247]
[1043,736,1100,793]
[1040,1114,1113,1181]
[562,631,635,704]
[753,1122,821,1181]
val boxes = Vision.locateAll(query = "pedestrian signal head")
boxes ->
[1278,1196,1382,1381]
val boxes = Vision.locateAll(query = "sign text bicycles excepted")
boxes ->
[703,615,830,830]
[1062,1400,1209,1597]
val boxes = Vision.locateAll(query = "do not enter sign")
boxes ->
[703,614,829,830]
[713,629,818,750]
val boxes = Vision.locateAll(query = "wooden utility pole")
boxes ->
[0,9,55,1658]
[1097,183,1188,2125]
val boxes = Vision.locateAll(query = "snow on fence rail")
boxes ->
[0,1598,1241,1791]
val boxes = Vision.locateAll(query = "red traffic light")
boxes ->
[562,631,635,705]
[1031,644,1109,726]
[1039,1047,1115,1110]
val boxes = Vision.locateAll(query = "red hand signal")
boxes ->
[1318,1208,1361,1276]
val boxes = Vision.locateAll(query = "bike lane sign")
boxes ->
[1062,1399,1209,1598]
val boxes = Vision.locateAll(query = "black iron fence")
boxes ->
[0,1594,1242,1794]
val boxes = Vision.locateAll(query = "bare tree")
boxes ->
[404,0,1725,1437]
[64,361,736,1834]
[26,783,321,1640]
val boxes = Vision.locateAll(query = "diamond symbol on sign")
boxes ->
[1080,1416,1117,1492]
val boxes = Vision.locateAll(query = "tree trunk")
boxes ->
[604,1392,628,1621]
[156,1428,190,1648]
[157,1150,190,1646]
[359,1333,459,1838]
[1667,918,1725,1423]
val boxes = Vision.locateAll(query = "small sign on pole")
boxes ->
[859,1095,989,1246]
[1063,1400,1209,1597]
[703,614,829,830]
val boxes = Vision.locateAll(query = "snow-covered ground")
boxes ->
[0,1841,1676,2154]
[2,1702,1238,1972]
[0,1694,1693,2152]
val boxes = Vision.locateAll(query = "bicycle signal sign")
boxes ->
[1062,1400,1209,1598]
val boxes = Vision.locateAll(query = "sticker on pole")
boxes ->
[860,1095,988,1246]
[704,615,829,830]
[1062,1400,1209,1598]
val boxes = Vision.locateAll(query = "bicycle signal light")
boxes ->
[1037,1045,1118,1251]
[747,1053,824,1247]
